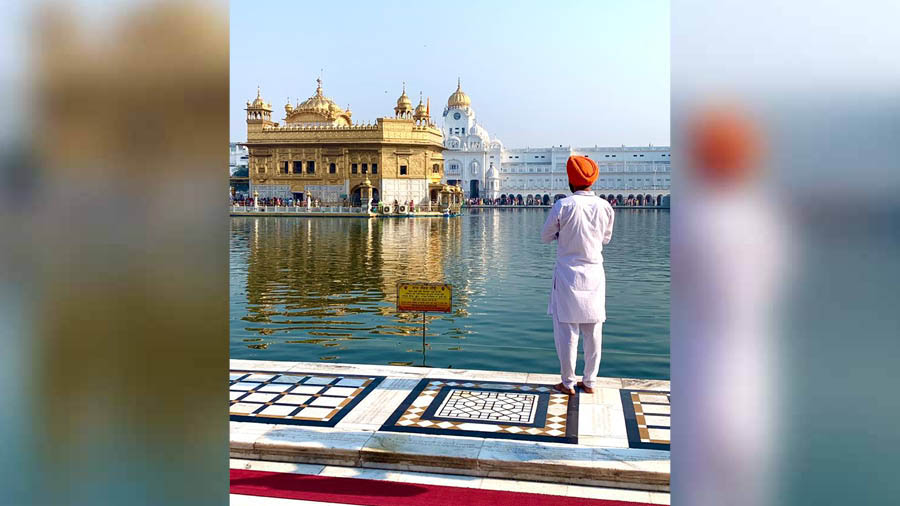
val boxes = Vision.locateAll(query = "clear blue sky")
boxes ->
[230,0,669,147]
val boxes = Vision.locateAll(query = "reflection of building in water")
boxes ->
[376,218,462,308]
[243,79,447,206]
[240,218,460,323]
[441,80,672,205]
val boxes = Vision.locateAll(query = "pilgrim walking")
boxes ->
[541,156,615,395]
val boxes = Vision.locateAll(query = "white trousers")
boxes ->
[552,316,603,389]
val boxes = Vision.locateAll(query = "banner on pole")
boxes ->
[397,282,452,313]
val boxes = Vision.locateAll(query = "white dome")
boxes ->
[470,124,490,142]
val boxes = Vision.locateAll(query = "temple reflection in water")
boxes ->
[231,210,669,378]
[235,216,470,361]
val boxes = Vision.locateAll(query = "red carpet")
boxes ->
[230,469,654,506]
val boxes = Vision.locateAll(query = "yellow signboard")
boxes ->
[397,282,452,313]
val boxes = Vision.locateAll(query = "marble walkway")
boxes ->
[230,359,670,492]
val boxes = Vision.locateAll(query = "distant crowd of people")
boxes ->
[231,194,661,209]
[231,196,323,207]
[464,196,660,207]
[232,196,298,207]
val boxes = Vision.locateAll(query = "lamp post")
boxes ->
[360,176,374,214]
[253,190,259,211]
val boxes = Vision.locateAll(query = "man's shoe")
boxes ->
[553,383,576,396]
[577,381,594,394]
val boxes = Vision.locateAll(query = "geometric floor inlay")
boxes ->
[230,370,384,427]
[436,390,539,424]
[380,378,579,444]
[620,389,670,450]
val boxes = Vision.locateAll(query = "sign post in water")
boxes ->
[397,282,452,364]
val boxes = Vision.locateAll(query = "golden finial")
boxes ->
[257,86,261,98]
[457,77,461,90]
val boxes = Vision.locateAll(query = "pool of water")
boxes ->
[230,209,670,379]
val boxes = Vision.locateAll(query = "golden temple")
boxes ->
[244,79,461,209]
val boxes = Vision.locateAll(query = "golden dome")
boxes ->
[285,97,293,114]
[447,78,470,108]
[296,78,342,114]
[414,92,428,120]
[394,82,413,117]
[396,83,412,109]
[249,86,271,110]
[286,78,351,126]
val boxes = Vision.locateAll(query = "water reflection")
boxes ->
[236,218,465,359]
[231,209,670,379]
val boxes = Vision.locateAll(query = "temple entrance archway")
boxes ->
[350,186,379,206]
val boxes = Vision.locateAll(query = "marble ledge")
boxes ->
[286,361,429,378]
[621,378,671,391]
[228,360,670,393]
[360,432,485,470]
[476,439,597,468]
[229,426,668,491]
[230,421,275,450]
[253,424,374,451]
[475,440,670,489]
[229,450,261,461]
[230,458,326,476]
[230,359,300,372]
[246,425,373,467]
[481,468,666,492]
[425,368,529,383]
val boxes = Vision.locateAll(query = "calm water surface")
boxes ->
[230,209,669,379]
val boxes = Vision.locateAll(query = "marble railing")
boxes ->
[231,206,366,214]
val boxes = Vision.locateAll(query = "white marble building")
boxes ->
[440,79,503,200]
[441,82,671,206]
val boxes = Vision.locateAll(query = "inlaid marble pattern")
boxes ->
[380,379,579,444]
[620,389,670,450]
[436,390,539,424]
[229,370,384,427]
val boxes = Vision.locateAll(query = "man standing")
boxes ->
[541,156,615,395]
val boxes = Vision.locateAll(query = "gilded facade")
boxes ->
[244,79,449,206]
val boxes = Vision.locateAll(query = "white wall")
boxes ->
[381,179,428,206]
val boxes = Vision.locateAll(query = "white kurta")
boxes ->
[541,191,614,323]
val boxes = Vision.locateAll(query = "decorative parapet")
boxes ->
[247,117,443,145]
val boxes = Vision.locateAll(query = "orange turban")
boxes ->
[566,156,598,187]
